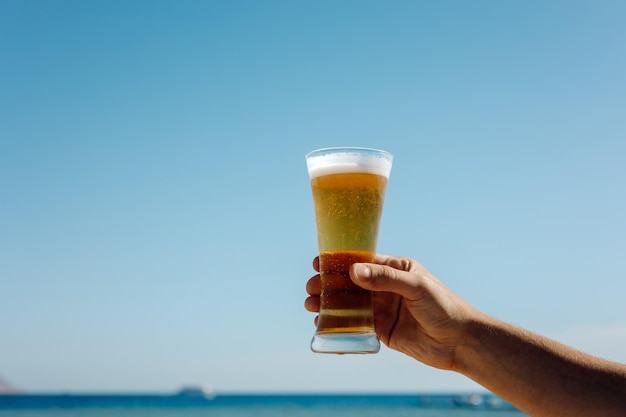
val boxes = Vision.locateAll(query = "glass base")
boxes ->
[311,332,380,354]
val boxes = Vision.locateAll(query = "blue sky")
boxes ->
[1,0,625,393]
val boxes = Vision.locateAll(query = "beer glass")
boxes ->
[306,147,393,354]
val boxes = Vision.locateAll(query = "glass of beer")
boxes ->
[306,147,393,354]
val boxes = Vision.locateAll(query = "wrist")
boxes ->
[450,311,500,376]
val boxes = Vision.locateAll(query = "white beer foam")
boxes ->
[306,151,392,179]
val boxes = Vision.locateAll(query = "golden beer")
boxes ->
[306,148,392,354]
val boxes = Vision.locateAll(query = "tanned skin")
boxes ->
[305,255,626,417]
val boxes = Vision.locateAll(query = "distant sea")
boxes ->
[0,393,527,416]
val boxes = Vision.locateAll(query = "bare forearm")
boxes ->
[453,315,626,416]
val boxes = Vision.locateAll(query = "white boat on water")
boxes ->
[453,394,484,407]
[177,384,216,399]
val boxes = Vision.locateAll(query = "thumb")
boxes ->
[350,263,422,300]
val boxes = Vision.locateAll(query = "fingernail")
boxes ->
[355,264,371,282]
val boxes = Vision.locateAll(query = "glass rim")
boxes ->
[305,146,393,160]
